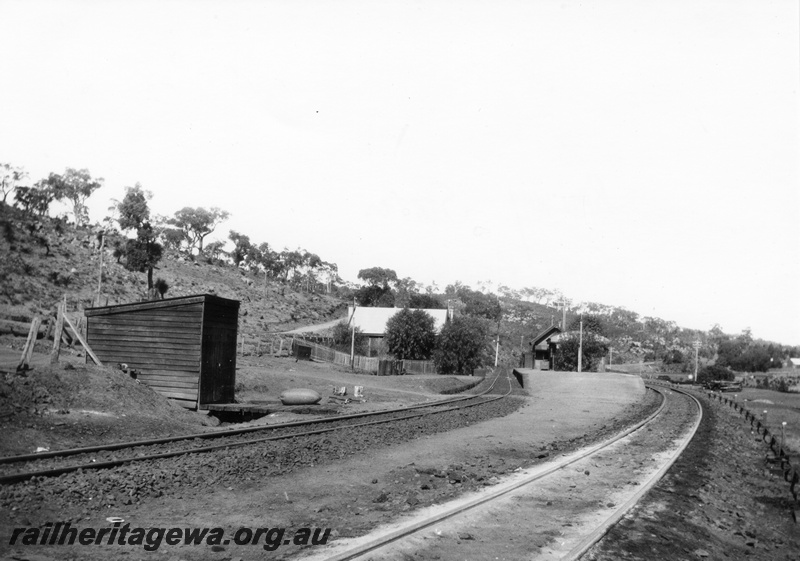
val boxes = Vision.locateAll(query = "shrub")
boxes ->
[331,320,367,356]
[774,377,791,393]
[433,316,489,375]
[663,349,684,365]
[2,219,15,243]
[697,364,735,384]
[385,309,436,360]
[553,332,609,372]
[154,278,169,299]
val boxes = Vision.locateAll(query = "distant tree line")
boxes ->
[4,161,797,361]
[2,161,342,297]
[4,165,104,227]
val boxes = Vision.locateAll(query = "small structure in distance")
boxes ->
[520,326,561,370]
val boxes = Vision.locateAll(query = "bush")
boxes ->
[433,316,489,375]
[385,309,436,360]
[774,377,791,393]
[154,278,169,299]
[697,364,735,385]
[331,320,367,356]
[553,332,609,372]
[663,349,684,365]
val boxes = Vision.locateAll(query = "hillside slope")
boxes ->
[0,204,347,351]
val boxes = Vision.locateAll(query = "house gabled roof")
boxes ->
[347,307,449,337]
[531,326,561,349]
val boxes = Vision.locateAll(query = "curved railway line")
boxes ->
[0,369,514,485]
[298,383,703,561]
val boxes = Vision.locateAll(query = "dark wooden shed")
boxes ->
[84,294,239,409]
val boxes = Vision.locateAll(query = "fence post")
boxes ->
[49,298,66,364]
[17,316,41,371]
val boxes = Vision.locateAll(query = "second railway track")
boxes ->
[0,370,515,484]
[297,384,702,561]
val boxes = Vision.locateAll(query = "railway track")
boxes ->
[0,369,514,485]
[297,384,702,561]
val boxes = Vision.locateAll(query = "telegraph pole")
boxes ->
[577,311,583,373]
[350,298,356,368]
[693,340,701,384]
[494,317,500,367]
[95,230,105,306]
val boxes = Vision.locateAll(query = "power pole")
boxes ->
[95,231,105,307]
[350,298,357,368]
[577,311,583,373]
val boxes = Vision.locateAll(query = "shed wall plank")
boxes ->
[136,376,199,388]
[90,317,203,328]
[91,341,202,354]
[134,370,199,380]
[93,358,200,372]
[136,379,198,389]
[151,389,198,401]
[89,326,201,339]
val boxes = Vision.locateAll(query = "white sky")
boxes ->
[2,0,798,345]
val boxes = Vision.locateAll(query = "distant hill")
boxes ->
[2,202,794,372]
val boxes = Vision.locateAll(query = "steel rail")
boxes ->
[562,383,704,560]
[300,385,670,561]
[0,369,504,467]
[0,371,514,484]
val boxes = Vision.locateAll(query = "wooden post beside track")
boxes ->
[16,316,41,372]
[49,299,66,365]
[61,312,102,366]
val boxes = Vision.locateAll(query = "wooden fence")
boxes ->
[402,359,437,375]
[292,339,379,373]
[293,339,434,375]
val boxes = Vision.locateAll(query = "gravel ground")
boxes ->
[586,388,800,561]
[0,369,652,561]
[0,395,526,516]
[308,384,697,561]
[3,366,796,561]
